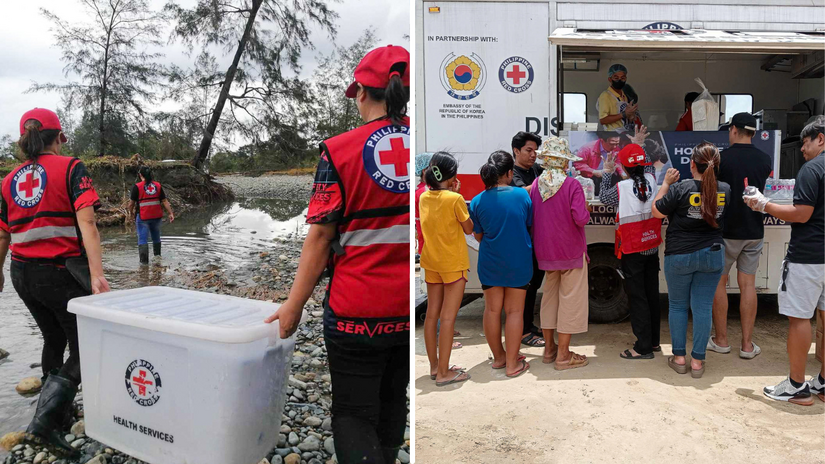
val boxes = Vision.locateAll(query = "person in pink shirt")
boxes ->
[530,137,591,371]
[573,131,623,179]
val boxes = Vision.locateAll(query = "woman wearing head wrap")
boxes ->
[597,64,639,131]
[529,137,591,370]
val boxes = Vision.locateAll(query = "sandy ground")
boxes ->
[414,298,825,463]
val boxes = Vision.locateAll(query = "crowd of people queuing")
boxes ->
[416,113,825,406]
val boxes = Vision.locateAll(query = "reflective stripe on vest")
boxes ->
[1,155,83,259]
[323,117,411,319]
[12,225,78,243]
[615,174,662,257]
[339,224,410,247]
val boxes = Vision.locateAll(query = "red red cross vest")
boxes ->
[323,117,410,320]
[137,181,163,220]
[615,173,663,258]
[2,155,82,260]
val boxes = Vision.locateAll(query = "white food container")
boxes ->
[69,287,300,464]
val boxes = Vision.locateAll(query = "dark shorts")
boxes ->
[482,283,530,290]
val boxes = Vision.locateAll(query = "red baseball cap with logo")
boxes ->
[618,143,651,168]
[345,45,410,98]
[19,108,68,143]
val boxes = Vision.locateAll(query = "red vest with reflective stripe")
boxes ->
[323,117,410,319]
[615,174,662,258]
[2,155,81,259]
[137,181,163,220]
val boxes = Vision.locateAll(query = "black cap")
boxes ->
[730,112,757,131]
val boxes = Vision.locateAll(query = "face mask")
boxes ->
[611,80,625,90]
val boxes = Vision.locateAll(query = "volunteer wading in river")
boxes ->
[128,166,175,264]
[265,45,410,464]
[0,108,110,457]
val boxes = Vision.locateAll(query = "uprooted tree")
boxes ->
[30,0,166,158]
[165,0,339,170]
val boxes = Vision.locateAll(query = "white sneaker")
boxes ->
[764,377,813,406]
[707,337,731,354]
[808,375,825,402]
[739,342,761,359]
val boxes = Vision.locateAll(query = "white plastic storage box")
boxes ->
[69,287,300,464]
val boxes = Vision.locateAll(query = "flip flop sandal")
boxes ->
[668,356,689,374]
[554,352,589,371]
[691,361,705,379]
[492,354,526,369]
[620,349,654,360]
[452,341,463,349]
[521,333,546,347]
[435,370,471,387]
[430,364,464,380]
[506,360,530,378]
[542,350,558,364]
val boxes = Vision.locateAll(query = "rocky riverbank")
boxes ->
[0,176,410,464]
[215,174,314,200]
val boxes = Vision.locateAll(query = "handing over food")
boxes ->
[744,187,770,213]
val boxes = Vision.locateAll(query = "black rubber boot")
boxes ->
[153,242,161,257]
[139,244,149,264]
[382,446,400,464]
[25,374,80,458]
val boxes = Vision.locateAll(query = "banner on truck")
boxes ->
[423,1,551,167]
[567,130,780,186]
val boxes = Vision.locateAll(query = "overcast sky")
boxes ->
[0,0,409,141]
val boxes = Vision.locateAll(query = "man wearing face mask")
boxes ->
[598,64,637,131]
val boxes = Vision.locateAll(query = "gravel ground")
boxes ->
[216,175,314,199]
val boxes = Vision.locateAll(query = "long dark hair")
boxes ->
[17,119,61,166]
[425,151,458,190]
[692,142,721,228]
[365,62,409,126]
[139,166,154,184]
[479,150,514,189]
[626,165,650,202]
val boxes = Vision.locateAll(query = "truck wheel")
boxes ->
[587,245,629,323]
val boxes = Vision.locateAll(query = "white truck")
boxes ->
[414,0,825,322]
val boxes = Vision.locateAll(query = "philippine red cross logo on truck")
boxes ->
[10,164,48,208]
[125,359,162,407]
[499,56,534,93]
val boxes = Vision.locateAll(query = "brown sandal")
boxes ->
[668,356,689,375]
[554,352,588,371]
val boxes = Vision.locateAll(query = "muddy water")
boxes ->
[0,198,308,441]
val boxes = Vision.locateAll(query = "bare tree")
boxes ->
[30,0,166,157]
[165,0,338,170]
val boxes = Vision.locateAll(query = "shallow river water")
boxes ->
[0,198,309,441]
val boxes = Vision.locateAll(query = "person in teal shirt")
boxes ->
[469,150,533,378]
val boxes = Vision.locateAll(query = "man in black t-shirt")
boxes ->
[710,113,773,360]
[745,117,825,405]
[510,131,545,347]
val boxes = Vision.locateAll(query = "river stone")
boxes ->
[257,459,270,464]
[23,447,35,457]
[271,456,283,464]
[0,433,27,451]
[71,438,85,448]
[321,418,332,431]
[288,432,299,446]
[16,377,42,394]
[288,377,307,390]
[298,436,320,452]
[280,424,291,434]
[0,348,8,360]
[64,435,76,443]
[84,456,106,464]
[323,437,335,455]
[284,454,301,464]
[71,420,85,436]
[33,451,48,464]
[397,449,410,463]
[303,416,322,427]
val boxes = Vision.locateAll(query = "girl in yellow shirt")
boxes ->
[420,152,474,386]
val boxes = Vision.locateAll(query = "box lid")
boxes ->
[68,287,299,344]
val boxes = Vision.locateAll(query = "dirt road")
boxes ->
[414,299,824,463]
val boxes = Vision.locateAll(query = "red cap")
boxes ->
[618,144,651,168]
[19,108,68,143]
[345,45,410,98]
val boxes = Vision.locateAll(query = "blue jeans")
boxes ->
[663,244,725,361]
[136,216,162,245]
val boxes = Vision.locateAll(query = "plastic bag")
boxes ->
[691,78,719,131]
[575,175,595,201]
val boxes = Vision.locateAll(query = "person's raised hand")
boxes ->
[630,124,650,145]
[664,168,680,186]
[625,103,638,117]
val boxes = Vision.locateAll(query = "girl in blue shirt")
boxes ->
[470,151,533,378]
